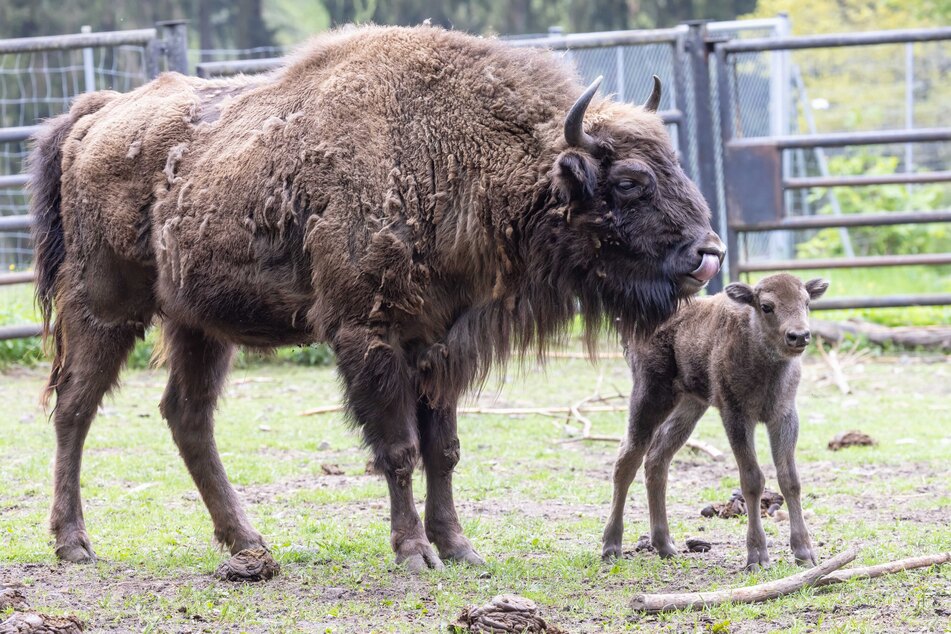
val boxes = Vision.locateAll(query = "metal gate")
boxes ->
[712,27,951,310]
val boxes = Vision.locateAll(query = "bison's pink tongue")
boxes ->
[690,253,720,283]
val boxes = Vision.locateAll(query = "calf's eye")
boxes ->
[761,304,774,314]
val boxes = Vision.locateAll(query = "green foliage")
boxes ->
[796,153,951,260]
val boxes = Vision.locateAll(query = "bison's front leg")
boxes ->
[335,331,443,572]
[419,404,484,565]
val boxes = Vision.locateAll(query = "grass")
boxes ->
[1,353,949,632]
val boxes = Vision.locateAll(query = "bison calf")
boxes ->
[601,273,829,569]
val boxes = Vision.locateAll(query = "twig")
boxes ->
[299,404,345,416]
[684,439,725,461]
[814,551,950,587]
[629,548,858,612]
[816,339,850,395]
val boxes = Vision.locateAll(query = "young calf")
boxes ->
[601,273,829,569]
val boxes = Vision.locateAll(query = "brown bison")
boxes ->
[29,25,724,575]
[602,274,828,569]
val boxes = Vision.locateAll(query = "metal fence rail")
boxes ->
[713,26,951,310]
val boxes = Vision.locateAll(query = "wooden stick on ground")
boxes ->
[629,548,858,613]
[816,338,850,395]
[814,552,950,587]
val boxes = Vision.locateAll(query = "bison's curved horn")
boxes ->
[644,75,662,112]
[564,75,603,150]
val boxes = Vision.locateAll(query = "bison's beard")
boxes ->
[520,215,682,358]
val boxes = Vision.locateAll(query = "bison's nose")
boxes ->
[699,233,726,263]
[786,330,810,347]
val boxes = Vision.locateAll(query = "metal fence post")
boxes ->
[684,21,725,292]
[81,25,96,92]
[156,20,189,74]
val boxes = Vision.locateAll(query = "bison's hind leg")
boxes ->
[48,302,142,562]
[159,322,277,581]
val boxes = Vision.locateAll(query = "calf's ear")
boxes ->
[725,282,754,305]
[552,150,598,202]
[805,278,829,300]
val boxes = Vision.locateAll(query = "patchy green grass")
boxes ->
[1,352,949,632]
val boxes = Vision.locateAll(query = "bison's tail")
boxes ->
[27,111,74,342]
[27,93,115,408]
[27,112,74,408]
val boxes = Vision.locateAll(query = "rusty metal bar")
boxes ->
[811,294,951,310]
[729,128,951,150]
[720,26,951,54]
[0,324,42,341]
[735,210,951,232]
[0,271,35,286]
[0,28,157,54]
[0,174,29,189]
[738,253,951,273]
[0,125,39,144]
[784,171,951,189]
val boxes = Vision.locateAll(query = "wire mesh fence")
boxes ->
[0,42,153,271]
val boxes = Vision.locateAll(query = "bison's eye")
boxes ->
[761,303,774,314]
[617,179,639,191]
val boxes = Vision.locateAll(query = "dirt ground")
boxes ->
[1,354,949,632]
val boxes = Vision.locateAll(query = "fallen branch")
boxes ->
[298,404,629,417]
[629,547,858,612]
[814,551,950,587]
[812,319,951,352]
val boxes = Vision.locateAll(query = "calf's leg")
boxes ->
[335,329,442,571]
[723,411,769,570]
[768,410,816,566]
[419,403,484,565]
[601,383,675,561]
[160,322,271,574]
[48,306,138,562]
[643,397,708,557]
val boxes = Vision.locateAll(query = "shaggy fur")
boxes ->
[29,25,722,571]
[601,273,829,570]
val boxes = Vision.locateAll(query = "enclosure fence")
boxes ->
[1,19,949,340]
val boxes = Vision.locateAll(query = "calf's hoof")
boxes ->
[601,542,623,562]
[54,531,96,563]
[214,547,280,582]
[653,539,678,559]
[793,547,817,567]
[744,550,771,572]
[396,539,444,572]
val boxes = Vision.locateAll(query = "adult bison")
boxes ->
[29,25,724,575]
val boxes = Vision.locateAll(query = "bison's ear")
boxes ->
[552,150,598,202]
[725,282,754,305]
[805,278,829,300]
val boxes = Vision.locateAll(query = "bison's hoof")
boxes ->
[443,546,485,566]
[54,532,96,563]
[214,547,280,582]
[396,541,444,572]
